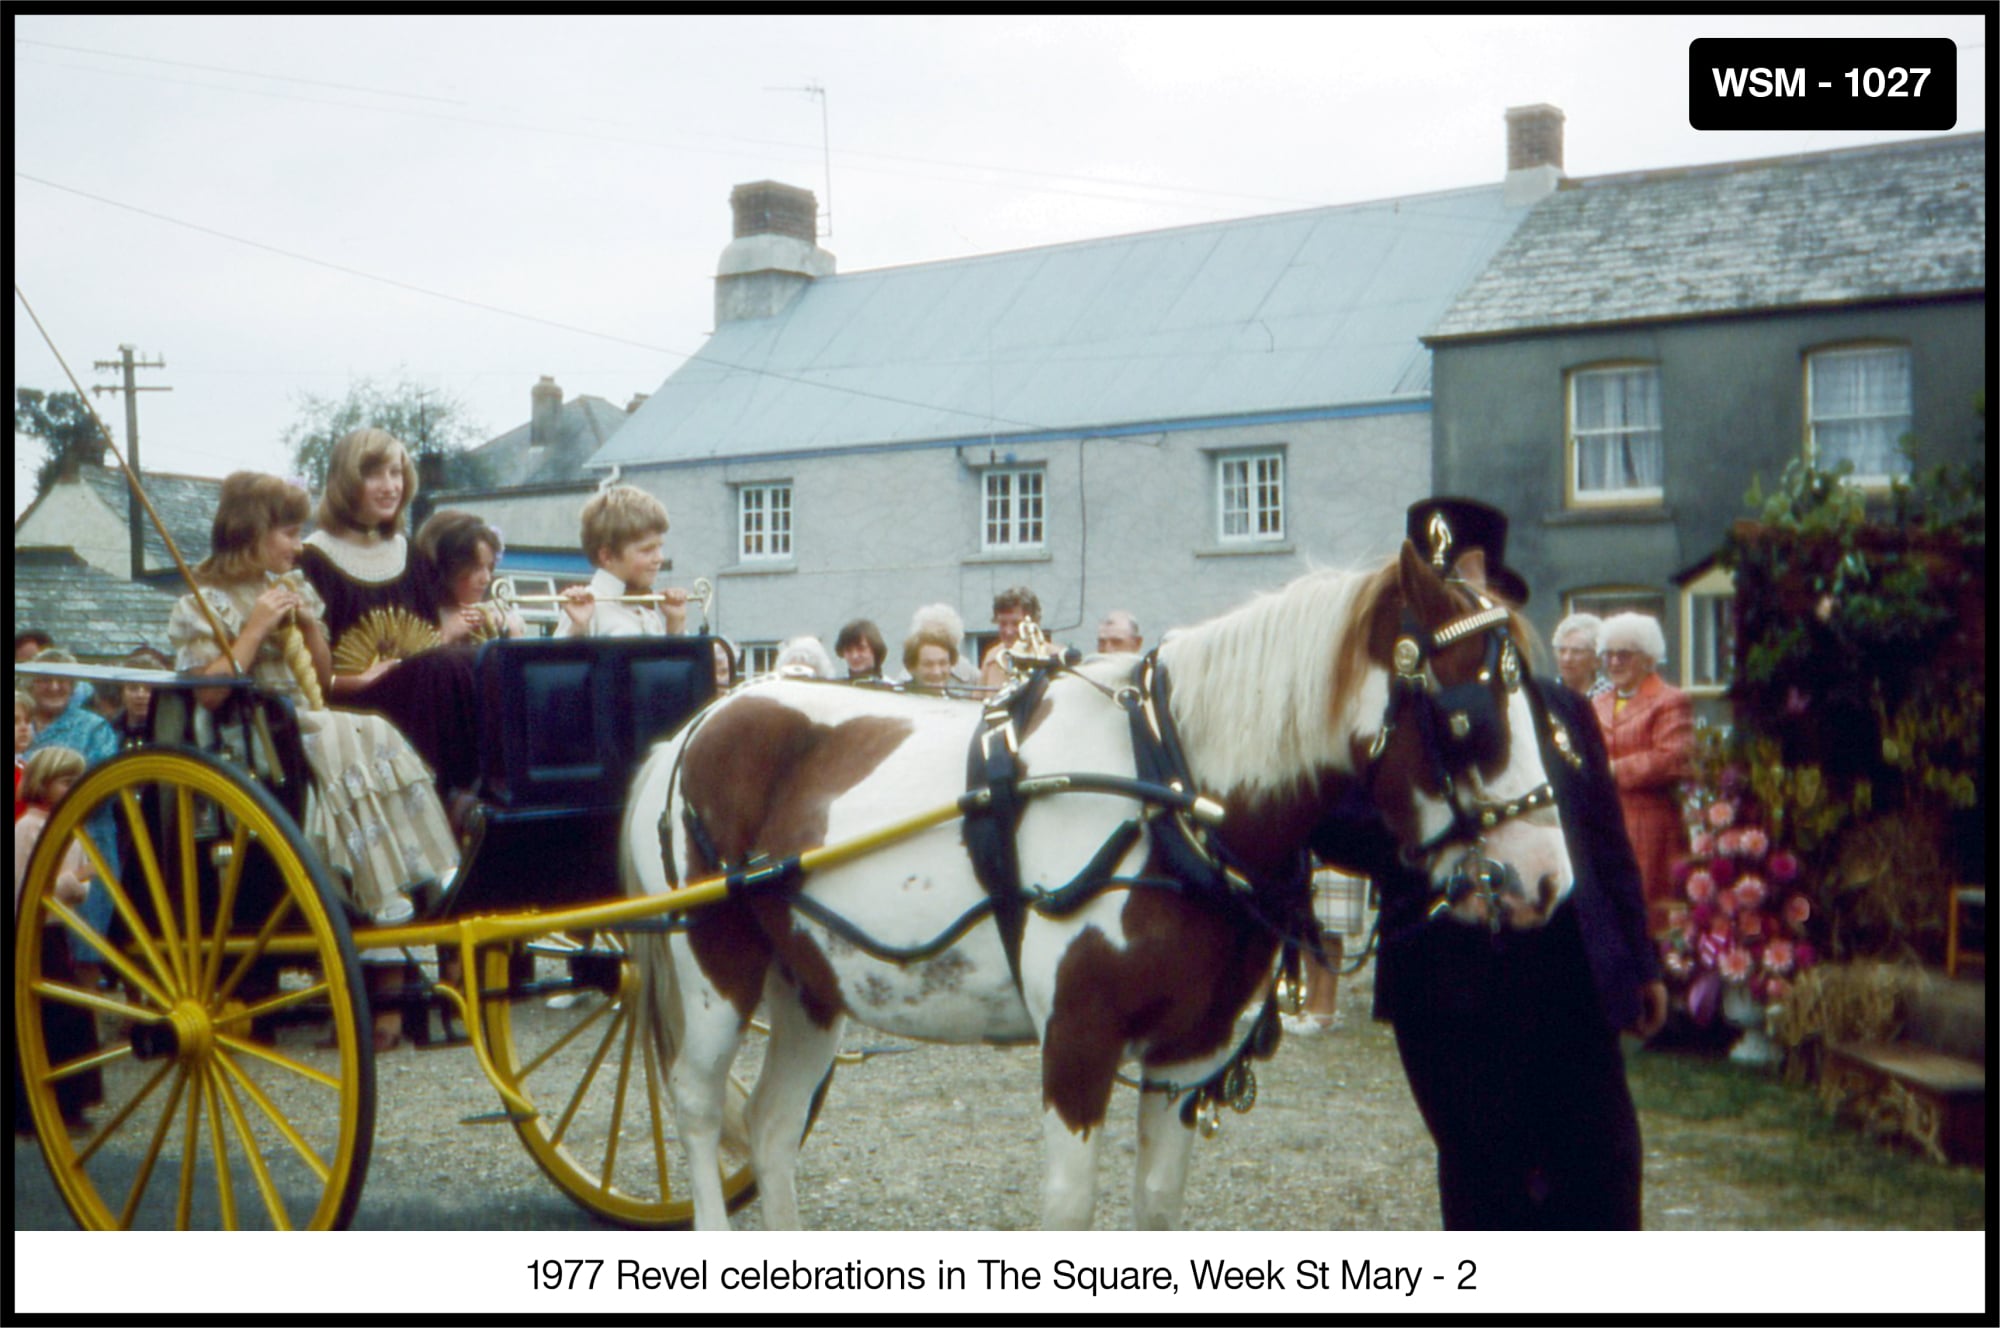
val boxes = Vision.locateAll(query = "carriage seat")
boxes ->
[443,635,719,915]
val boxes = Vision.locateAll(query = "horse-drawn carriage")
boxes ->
[15,547,1572,1232]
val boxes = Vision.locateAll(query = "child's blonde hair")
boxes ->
[14,690,33,721]
[579,485,669,566]
[19,746,87,806]
[317,428,418,536]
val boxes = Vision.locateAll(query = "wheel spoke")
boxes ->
[598,1001,641,1186]
[175,1075,202,1230]
[217,1032,344,1093]
[517,990,618,1081]
[213,888,297,1010]
[214,1046,335,1184]
[73,816,183,1003]
[116,1063,190,1229]
[118,787,191,993]
[176,785,203,997]
[209,1059,295,1230]
[549,1002,626,1149]
[201,1070,239,1230]
[41,896,173,1012]
[202,820,252,998]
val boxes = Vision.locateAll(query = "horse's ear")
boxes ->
[1397,540,1455,622]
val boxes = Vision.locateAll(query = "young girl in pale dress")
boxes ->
[169,473,459,1047]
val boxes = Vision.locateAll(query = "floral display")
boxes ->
[1659,742,1819,1025]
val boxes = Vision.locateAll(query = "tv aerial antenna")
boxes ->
[765,81,832,238]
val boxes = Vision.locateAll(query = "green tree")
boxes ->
[15,388,110,498]
[282,374,491,494]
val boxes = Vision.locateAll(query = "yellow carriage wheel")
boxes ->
[474,929,760,1228]
[13,748,375,1230]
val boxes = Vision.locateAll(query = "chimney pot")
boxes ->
[626,393,650,414]
[730,181,819,243]
[1505,103,1565,172]
[530,375,562,450]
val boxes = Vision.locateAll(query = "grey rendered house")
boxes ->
[1423,132,1987,713]
[455,118,1562,669]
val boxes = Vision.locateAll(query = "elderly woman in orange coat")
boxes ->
[1592,612,1694,933]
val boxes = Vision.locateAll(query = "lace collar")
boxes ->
[304,529,409,584]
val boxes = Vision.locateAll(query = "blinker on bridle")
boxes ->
[1364,591,1556,930]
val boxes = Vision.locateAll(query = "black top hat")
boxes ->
[1405,496,1530,606]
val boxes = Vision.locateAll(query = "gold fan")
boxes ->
[331,606,443,675]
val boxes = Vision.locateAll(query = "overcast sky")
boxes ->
[12,11,1988,516]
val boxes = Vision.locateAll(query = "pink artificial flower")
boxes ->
[1666,903,1690,931]
[1794,941,1818,970]
[1763,937,1796,974]
[1719,946,1753,982]
[1706,799,1738,830]
[1767,851,1800,885]
[1716,828,1742,857]
[1784,894,1812,927]
[1716,886,1739,917]
[1764,975,1792,1004]
[1686,870,1716,905]
[1734,875,1768,911]
[1738,910,1766,941]
[1689,832,1716,859]
[1738,827,1769,859]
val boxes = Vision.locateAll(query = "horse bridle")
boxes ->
[1363,592,1556,927]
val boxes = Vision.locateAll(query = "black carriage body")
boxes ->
[449,635,719,914]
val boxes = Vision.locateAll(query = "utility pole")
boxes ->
[92,344,172,580]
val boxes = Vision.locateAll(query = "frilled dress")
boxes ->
[298,530,482,795]
[168,580,459,922]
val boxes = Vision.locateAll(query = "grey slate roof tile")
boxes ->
[1428,133,1985,341]
[77,464,221,568]
[12,547,181,660]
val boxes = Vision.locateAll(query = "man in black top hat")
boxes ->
[1313,496,1665,1228]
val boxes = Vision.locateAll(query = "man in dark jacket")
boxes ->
[1314,498,1666,1228]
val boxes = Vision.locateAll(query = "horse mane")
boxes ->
[1157,560,1398,801]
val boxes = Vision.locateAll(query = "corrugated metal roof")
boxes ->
[1428,133,1986,341]
[594,184,1529,467]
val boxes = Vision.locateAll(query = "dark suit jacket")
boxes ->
[1312,677,1659,1032]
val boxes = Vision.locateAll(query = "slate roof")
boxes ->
[590,183,1533,468]
[74,463,221,569]
[462,395,633,489]
[1428,133,1986,342]
[11,547,181,660]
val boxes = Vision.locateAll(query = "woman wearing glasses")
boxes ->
[1592,613,1693,932]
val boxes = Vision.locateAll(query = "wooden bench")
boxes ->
[1819,1039,1986,1167]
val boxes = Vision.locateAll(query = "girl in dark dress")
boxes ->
[299,428,481,801]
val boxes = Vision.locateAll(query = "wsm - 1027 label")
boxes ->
[1689,37,1957,132]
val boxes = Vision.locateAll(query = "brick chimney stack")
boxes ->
[530,375,562,449]
[1503,103,1565,206]
[715,180,836,325]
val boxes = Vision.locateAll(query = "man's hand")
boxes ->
[1628,980,1669,1039]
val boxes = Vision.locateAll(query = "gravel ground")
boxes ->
[17,957,1963,1232]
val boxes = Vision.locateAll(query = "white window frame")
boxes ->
[1680,565,1736,696]
[982,466,1045,553]
[737,482,793,562]
[1567,363,1663,506]
[1217,449,1285,543]
[1806,344,1913,485]
[741,642,780,677]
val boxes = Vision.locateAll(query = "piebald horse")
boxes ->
[621,544,1571,1229]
